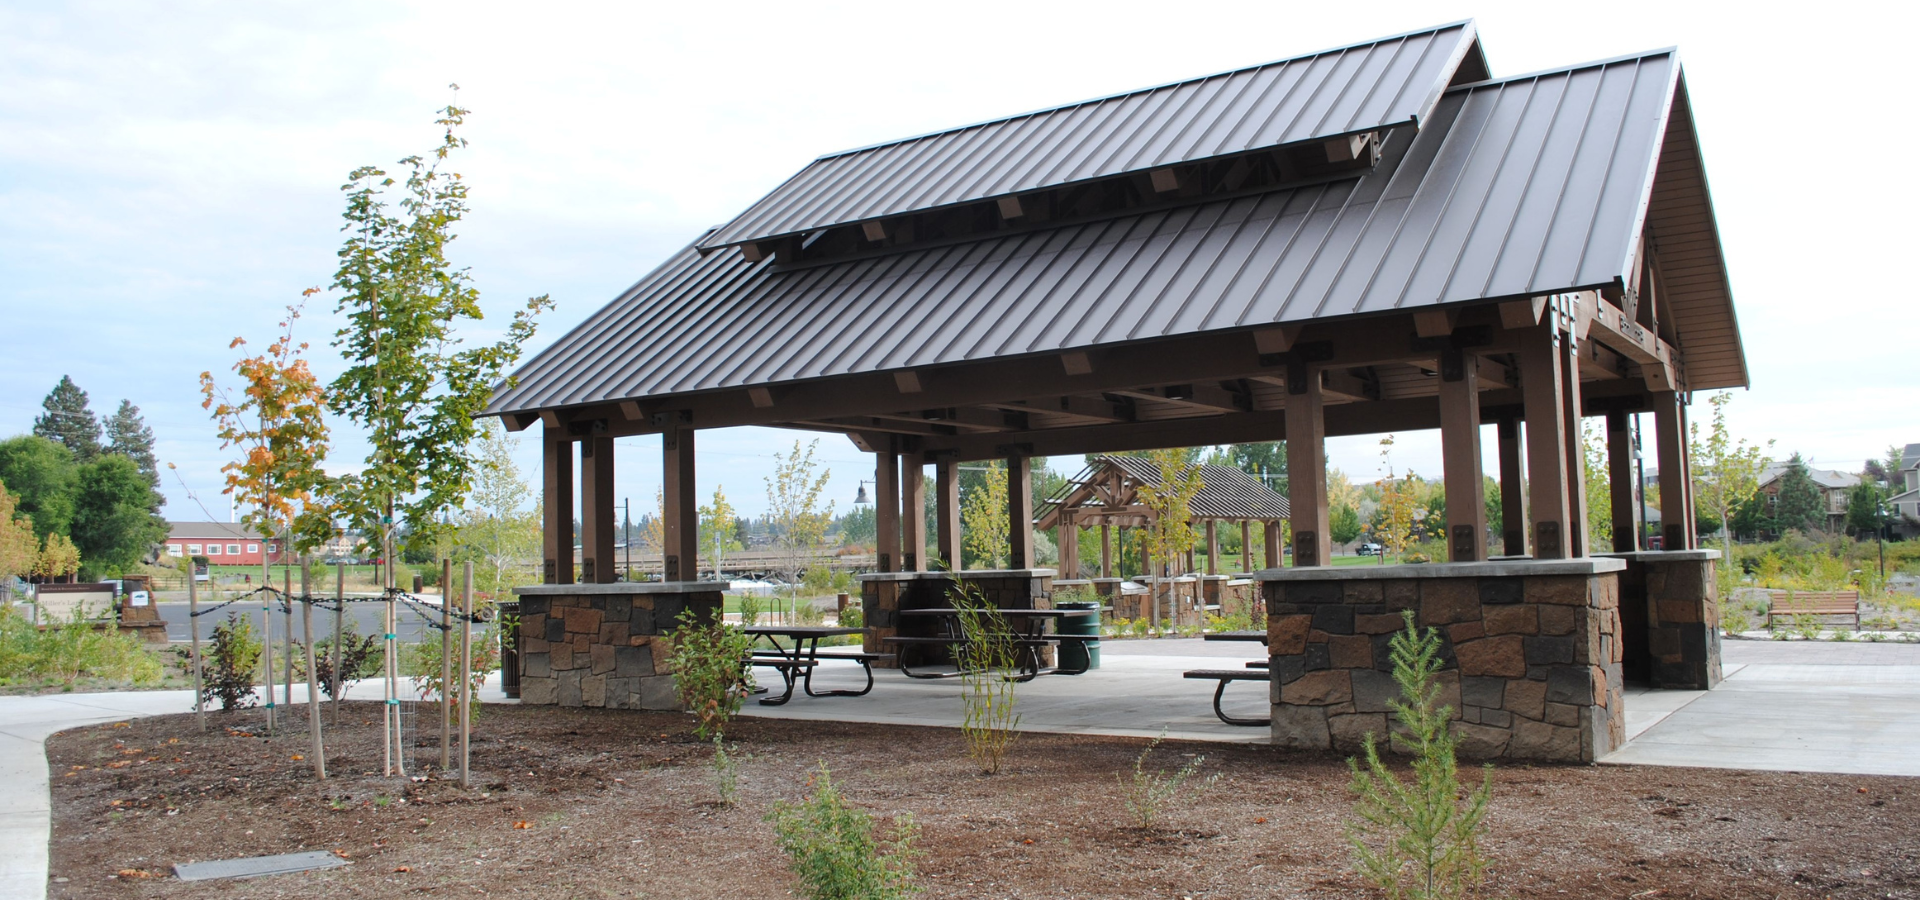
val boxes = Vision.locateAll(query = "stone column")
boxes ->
[662,423,698,582]
[579,435,616,583]
[542,423,574,585]
[1439,347,1486,562]
[1286,366,1330,566]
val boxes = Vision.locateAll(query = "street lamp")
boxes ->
[853,480,872,506]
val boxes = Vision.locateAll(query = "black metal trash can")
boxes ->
[497,600,520,698]
[1054,600,1102,671]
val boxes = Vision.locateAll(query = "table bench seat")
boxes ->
[1182,669,1272,727]
[1764,590,1861,628]
[880,634,1092,680]
[742,646,888,704]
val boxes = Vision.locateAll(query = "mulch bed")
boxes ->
[47,702,1918,898]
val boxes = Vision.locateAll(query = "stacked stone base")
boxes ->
[1602,550,1721,690]
[1261,559,1627,763]
[859,570,1054,665]
[511,583,725,709]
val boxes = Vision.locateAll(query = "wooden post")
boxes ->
[935,458,961,570]
[1204,520,1219,575]
[302,558,325,779]
[1007,454,1033,569]
[542,424,574,584]
[332,560,343,724]
[875,447,901,573]
[1652,391,1691,551]
[386,584,400,776]
[1264,520,1282,568]
[440,556,453,769]
[1559,333,1589,557]
[460,560,473,788]
[1097,524,1111,577]
[1286,367,1331,566]
[1439,347,1487,562]
[1520,326,1573,559]
[662,423,699,581]
[1058,511,1078,578]
[1497,416,1527,556]
[188,567,204,731]
[901,459,925,571]
[1677,400,1698,549]
[579,435,616,583]
[1607,409,1639,552]
[261,575,274,734]
[282,567,293,711]
[1239,521,1251,573]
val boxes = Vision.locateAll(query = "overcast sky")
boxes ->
[2,1,1913,522]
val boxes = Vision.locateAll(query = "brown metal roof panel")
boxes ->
[697,22,1481,250]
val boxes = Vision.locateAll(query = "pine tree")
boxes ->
[104,400,161,491]
[33,376,102,460]
[1772,454,1824,534]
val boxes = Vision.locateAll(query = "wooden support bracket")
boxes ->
[1061,351,1093,376]
[996,196,1024,219]
[1413,308,1456,339]
[893,371,923,394]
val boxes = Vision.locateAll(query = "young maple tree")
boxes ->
[199,295,335,561]
[327,95,550,576]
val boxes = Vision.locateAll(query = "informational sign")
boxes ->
[131,590,150,607]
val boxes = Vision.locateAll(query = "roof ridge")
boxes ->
[1446,46,1678,93]
[814,20,1477,162]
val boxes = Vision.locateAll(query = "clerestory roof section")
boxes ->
[696,21,1485,251]
[488,47,1741,418]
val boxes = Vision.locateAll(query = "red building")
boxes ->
[164,521,285,566]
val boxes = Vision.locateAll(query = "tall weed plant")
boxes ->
[1347,610,1493,900]
[1120,731,1217,829]
[767,763,918,900]
[952,585,1020,775]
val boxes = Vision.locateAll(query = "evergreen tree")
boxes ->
[69,455,168,578]
[1226,442,1286,493]
[1771,454,1824,534]
[104,400,161,491]
[33,376,102,460]
[0,436,78,540]
[1845,482,1886,536]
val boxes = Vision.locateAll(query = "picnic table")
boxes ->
[886,608,1100,681]
[1187,629,1271,726]
[742,625,888,705]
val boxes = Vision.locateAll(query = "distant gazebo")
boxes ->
[1036,456,1289,579]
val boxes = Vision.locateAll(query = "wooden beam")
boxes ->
[1499,297,1547,330]
[748,387,775,409]
[1607,409,1638,552]
[1497,416,1527,556]
[1252,325,1303,355]
[1150,168,1181,193]
[893,371,923,394]
[901,459,925,571]
[1107,383,1247,414]
[1205,520,1219,575]
[1007,454,1033,568]
[541,424,574,585]
[1438,349,1486,562]
[935,458,961,569]
[1652,392,1692,551]
[1059,510,1078,578]
[1520,327,1572,559]
[1559,329,1588,557]
[1240,520,1252,573]
[579,435,616,583]
[662,424,698,581]
[997,196,1024,219]
[1286,368,1330,566]
[1060,351,1093,376]
[875,447,900,573]
[979,396,1131,424]
[1413,308,1456,339]
[1099,523,1112,578]
[1264,519,1283,568]
[862,221,888,242]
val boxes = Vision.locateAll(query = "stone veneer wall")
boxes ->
[511,584,725,709]
[1261,559,1627,764]
[1602,551,1722,690]
[860,570,1054,664]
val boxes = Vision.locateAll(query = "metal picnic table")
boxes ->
[887,608,1101,681]
[742,625,880,705]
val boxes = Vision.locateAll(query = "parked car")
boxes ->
[1356,541,1385,556]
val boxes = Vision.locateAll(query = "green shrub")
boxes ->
[665,606,753,740]
[0,603,163,688]
[1347,610,1492,900]
[711,736,740,807]
[767,763,918,900]
[314,619,381,699]
[203,612,263,711]
[738,593,761,627]
[405,615,501,716]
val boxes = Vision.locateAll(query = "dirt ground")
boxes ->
[47,702,1919,899]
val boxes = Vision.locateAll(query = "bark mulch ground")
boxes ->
[47,701,1919,899]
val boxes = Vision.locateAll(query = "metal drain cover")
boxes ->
[173,850,347,881]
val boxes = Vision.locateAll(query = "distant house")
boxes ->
[164,522,284,567]
[1889,443,1920,539]
[1756,464,1860,534]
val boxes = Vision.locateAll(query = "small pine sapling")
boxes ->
[1347,610,1493,900]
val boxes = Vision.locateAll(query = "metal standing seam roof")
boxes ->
[696,21,1484,250]
[488,48,1739,418]
[1100,456,1291,520]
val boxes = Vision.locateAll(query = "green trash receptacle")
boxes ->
[1055,601,1102,671]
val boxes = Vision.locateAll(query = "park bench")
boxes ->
[1182,669,1273,727]
[744,650,894,704]
[1764,590,1861,629]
